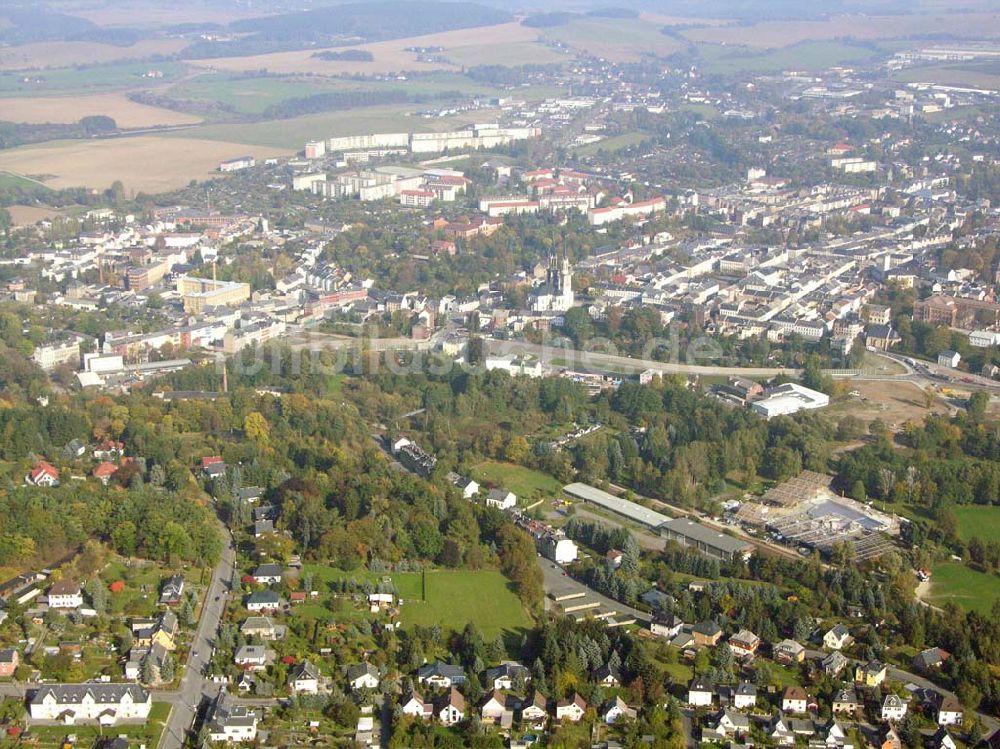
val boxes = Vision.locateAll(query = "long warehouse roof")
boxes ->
[563,482,672,529]
[661,518,755,554]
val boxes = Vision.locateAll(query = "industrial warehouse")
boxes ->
[562,483,754,561]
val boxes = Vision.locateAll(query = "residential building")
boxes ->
[692,620,723,647]
[347,663,380,691]
[937,695,963,726]
[26,461,60,487]
[484,661,530,691]
[437,688,465,726]
[689,678,715,708]
[47,580,83,609]
[29,685,152,724]
[823,651,849,677]
[602,696,636,724]
[651,612,685,640]
[158,575,185,606]
[782,686,809,714]
[556,693,587,722]
[732,683,757,710]
[881,694,907,722]
[855,660,887,687]
[0,648,19,677]
[205,690,258,742]
[251,564,283,585]
[485,488,516,510]
[289,659,320,693]
[773,639,806,664]
[824,624,853,650]
[245,590,281,612]
[416,660,466,688]
[729,629,760,658]
[234,645,268,671]
[400,691,433,720]
[832,688,862,717]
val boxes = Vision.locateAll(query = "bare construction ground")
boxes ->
[0,136,291,194]
[0,93,201,128]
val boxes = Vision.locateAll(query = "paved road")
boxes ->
[158,525,236,749]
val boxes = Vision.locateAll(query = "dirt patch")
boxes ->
[0,93,201,128]
[833,380,946,429]
[6,205,64,226]
[0,40,189,71]
[195,22,552,76]
[0,136,292,194]
[681,12,1000,48]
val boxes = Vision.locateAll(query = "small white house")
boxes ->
[688,679,714,708]
[824,624,853,650]
[47,580,84,609]
[733,682,757,710]
[289,660,320,694]
[485,489,516,510]
[347,663,380,691]
[937,350,961,368]
[882,694,907,722]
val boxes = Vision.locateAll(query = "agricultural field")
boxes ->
[25,702,171,749]
[0,93,201,128]
[0,136,292,194]
[953,505,1000,543]
[925,562,1000,614]
[0,61,188,97]
[195,22,562,77]
[5,205,63,227]
[679,11,1000,48]
[693,40,888,75]
[541,15,687,63]
[470,460,563,503]
[0,39,188,71]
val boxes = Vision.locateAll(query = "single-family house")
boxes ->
[416,660,466,688]
[912,647,949,672]
[400,691,433,720]
[484,661,530,691]
[824,624,852,650]
[881,694,907,722]
[689,678,715,708]
[705,708,751,741]
[651,611,684,639]
[437,688,465,726]
[931,728,957,749]
[782,686,809,714]
[822,651,849,677]
[594,663,621,686]
[93,462,119,485]
[241,616,283,641]
[936,695,963,726]
[485,489,516,510]
[251,564,283,585]
[205,690,258,742]
[732,682,757,710]
[881,726,902,749]
[479,690,513,727]
[832,688,862,718]
[856,660,888,687]
[602,696,636,725]
[48,580,84,609]
[774,639,806,664]
[347,663,380,691]
[729,629,760,659]
[245,590,281,612]
[693,620,723,647]
[234,645,268,671]
[0,648,19,677]
[519,691,547,727]
[288,659,320,693]
[26,461,60,487]
[556,693,587,722]
[158,575,185,606]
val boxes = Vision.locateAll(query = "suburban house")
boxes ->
[732,682,757,710]
[519,691,548,727]
[480,690,514,727]
[416,660,466,688]
[689,678,715,707]
[234,645,268,671]
[832,688,862,717]
[447,473,479,499]
[347,663,380,691]
[856,660,887,687]
[782,686,809,714]
[932,728,957,749]
[881,726,902,749]
[773,639,806,664]
[400,691,433,720]
[26,461,60,487]
[601,696,636,724]
[288,660,320,693]
[29,684,152,724]
[913,647,949,672]
[437,688,465,726]
[132,611,178,651]
[158,575,185,606]
[693,620,723,647]
[484,661,530,691]
[205,690,258,742]
[240,616,284,641]
[704,708,751,742]
[245,591,281,612]
[0,648,18,677]
[729,629,760,659]
[824,624,853,650]
[651,612,685,640]
[251,564,283,585]
[485,488,516,510]
[93,462,119,485]
[882,694,907,722]
[823,651,849,677]
[937,695,964,726]
[47,580,84,609]
[555,693,587,722]
[594,664,621,686]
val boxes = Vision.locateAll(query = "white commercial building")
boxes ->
[750,383,830,419]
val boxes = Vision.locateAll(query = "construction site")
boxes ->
[733,470,900,561]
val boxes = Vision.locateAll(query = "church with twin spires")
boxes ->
[530,253,574,313]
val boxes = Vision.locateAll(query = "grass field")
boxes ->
[471,460,562,502]
[575,131,651,156]
[694,40,887,74]
[953,506,1000,543]
[0,93,201,128]
[680,12,1000,48]
[926,562,1000,614]
[0,39,188,71]
[542,14,686,62]
[302,564,530,639]
[27,702,170,748]
[0,136,292,193]
[0,171,49,191]
[0,61,188,97]
[395,569,531,639]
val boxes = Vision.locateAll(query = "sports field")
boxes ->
[0,136,291,193]
[471,460,562,502]
[926,562,1000,614]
